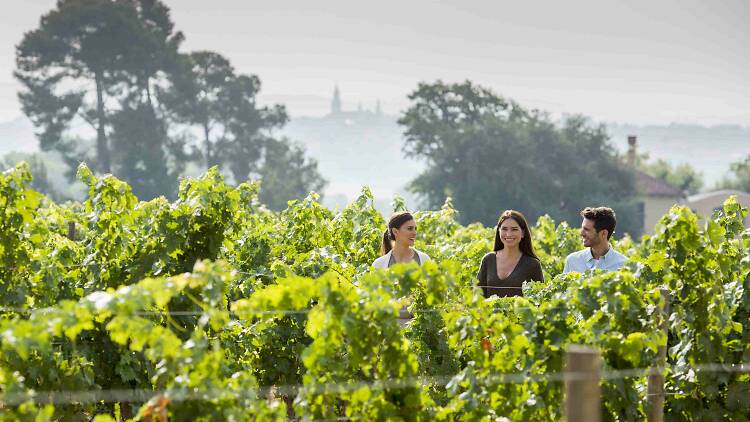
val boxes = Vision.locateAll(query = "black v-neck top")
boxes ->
[477,252,544,298]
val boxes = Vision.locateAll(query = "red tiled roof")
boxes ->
[636,171,685,198]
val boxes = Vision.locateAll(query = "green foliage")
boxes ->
[630,197,750,420]
[0,163,43,307]
[398,80,642,236]
[258,137,327,211]
[75,164,241,292]
[1,168,749,420]
[531,215,582,279]
[1,152,54,199]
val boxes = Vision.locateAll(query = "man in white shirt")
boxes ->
[563,207,627,273]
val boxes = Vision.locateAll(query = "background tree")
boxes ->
[639,158,703,195]
[160,51,235,169]
[108,104,173,199]
[218,75,288,183]
[1,152,53,198]
[399,80,642,236]
[16,0,184,199]
[257,137,327,210]
[111,0,186,199]
[16,0,142,172]
[163,53,288,183]
[121,0,184,108]
[716,154,750,192]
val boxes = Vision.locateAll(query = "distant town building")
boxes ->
[636,170,686,233]
[331,85,342,115]
[688,189,750,226]
[328,85,384,118]
[627,135,687,234]
[627,136,750,234]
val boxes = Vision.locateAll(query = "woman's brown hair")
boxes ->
[493,210,538,259]
[381,211,415,255]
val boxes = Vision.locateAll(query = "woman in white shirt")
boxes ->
[372,211,430,269]
[371,211,430,325]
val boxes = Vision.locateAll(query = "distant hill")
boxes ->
[280,111,424,210]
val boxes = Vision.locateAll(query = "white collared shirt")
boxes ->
[563,247,627,274]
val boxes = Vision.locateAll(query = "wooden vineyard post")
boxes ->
[565,345,601,422]
[647,288,671,422]
[67,221,76,240]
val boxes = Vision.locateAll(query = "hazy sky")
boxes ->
[1,0,748,125]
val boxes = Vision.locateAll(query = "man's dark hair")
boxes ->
[581,207,617,239]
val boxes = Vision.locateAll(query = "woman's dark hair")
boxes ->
[493,210,538,259]
[381,211,415,255]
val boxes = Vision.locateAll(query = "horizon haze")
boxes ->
[0,0,748,126]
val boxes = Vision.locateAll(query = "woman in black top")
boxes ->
[477,210,544,297]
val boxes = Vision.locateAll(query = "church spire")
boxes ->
[331,84,342,115]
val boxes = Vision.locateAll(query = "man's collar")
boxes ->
[587,245,611,261]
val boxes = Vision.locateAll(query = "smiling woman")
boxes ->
[371,211,431,326]
[477,209,544,298]
[371,211,431,269]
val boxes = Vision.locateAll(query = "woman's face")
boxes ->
[498,218,523,248]
[393,219,417,247]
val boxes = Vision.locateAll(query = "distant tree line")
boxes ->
[396,81,750,236]
[398,81,645,235]
[717,156,750,192]
[14,0,325,208]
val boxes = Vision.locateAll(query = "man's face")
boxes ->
[580,218,606,248]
